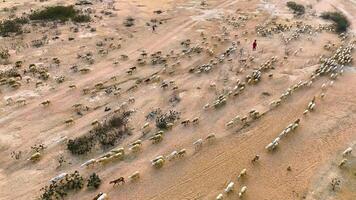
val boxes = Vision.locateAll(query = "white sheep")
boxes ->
[225,121,234,128]
[97,193,109,200]
[205,133,216,142]
[237,169,247,179]
[216,193,224,200]
[50,173,67,183]
[166,151,178,161]
[193,139,203,151]
[129,171,140,181]
[224,181,234,193]
[81,159,96,167]
[339,158,347,168]
[238,186,247,198]
[342,147,352,157]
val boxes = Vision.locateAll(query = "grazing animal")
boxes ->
[339,159,347,168]
[224,182,234,193]
[251,155,260,163]
[129,171,140,181]
[238,186,247,198]
[216,193,224,200]
[237,169,247,179]
[110,177,125,186]
[342,147,352,157]
[193,139,203,151]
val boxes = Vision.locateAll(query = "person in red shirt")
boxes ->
[252,40,257,51]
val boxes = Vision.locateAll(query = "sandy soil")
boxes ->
[0,0,355,199]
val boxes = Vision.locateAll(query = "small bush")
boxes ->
[73,14,91,23]
[155,110,180,129]
[321,12,349,33]
[67,135,95,155]
[40,171,84,200]
[29,6,90,23]
[67,111,132,155]
[286,1,305,15]
[87,173,101,189]
[124,17,135,27]
[0,17,28,36]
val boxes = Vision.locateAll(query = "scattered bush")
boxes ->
[73,14,91,23]
[124,16,135,27]
[40,171,84,200]
[155,110,180,129]
[286,1,305,15]
[0,17,28,36]
[321,12,350,33]
[87,173,101,189]
[67,135,95,155]
[67,111,132,155]
[29,6,90,23]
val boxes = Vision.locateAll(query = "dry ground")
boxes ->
[0,0,355,199]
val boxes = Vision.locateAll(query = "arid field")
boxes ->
[0,0,355,199]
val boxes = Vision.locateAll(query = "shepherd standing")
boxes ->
[252,40,257,51]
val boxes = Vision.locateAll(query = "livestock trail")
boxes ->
[0,0,355,200]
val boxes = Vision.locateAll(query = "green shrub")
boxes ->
[29,6,90,23]
[321,12,350,33]
[67,135,95,155]
[29,6,76,21]
[286,1,305,15]
[67,111,132,155]
[0,17,28,36]
[73,14,91,23]
[87,173,101,189]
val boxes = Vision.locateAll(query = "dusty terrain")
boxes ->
[0,0,355,199]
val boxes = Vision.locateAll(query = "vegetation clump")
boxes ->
[321,12,350,33]
[286,1,305,15]
[155,110,180,129]
[39,171,84,200]
[67,111,132,155]
[87,173,101,189]
[0,17,28,36]
[29,6,86,22]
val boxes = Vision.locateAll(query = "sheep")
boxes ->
[81,158,96,168]
[177,149,187,158]
[342,147,352,157]
[129,171,140,181]
[129,144,142,153]
[16,98,26,106]
[224,181,234,193]
[203,103,210,110]
[151,156,165,163]
[65,118,75,125]
[181,119,190,126]
[225,121,234,128]
[142,122,151,134]
[339,159,347,168]
[28,152,41,162]
[166,151,178,161]
[216,193,224,200]
[128,97,135,104]
[96,157,111,165]
[237,168,247,179]
[111,147,125,154]
[112,152,125,160]
[50,173,67,183]
[193,139,203,151]
[130,140,142,146]
[238,186,247,198]
[152,158,165,168]
[303,110,309,115]
[251,155,260,163]
[149,134,163,144]
[40,100,51,106]
[205,133,216,142]
[192,117,199,124]
[97,193,109,200]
